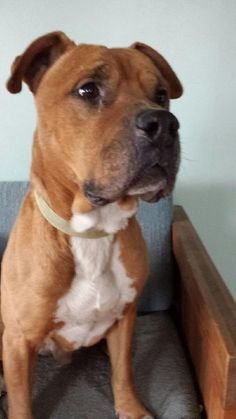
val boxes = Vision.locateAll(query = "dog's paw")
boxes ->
[115,391,157,419]
[118,416,155,419]
[116,407,156,419]
[118,415,155,419]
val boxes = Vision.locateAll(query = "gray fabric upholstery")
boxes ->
[0,312,200,419]
[0,181,174,312]
[0,181,29,259]
[137,198,173,312]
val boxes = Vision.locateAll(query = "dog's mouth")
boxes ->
[127,165,171,202]
[84,163,174,206]
[83,189,111,206]
[128,179,167,202]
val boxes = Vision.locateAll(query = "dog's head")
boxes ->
[7,31,183,206]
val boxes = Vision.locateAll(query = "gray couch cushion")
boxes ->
[0,181,29,259]
[0,312,201,419]
[0,181,174,311]
[137,198,174,312]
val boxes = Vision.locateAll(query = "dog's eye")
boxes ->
[75,82,100,101]
[154,89,168,107]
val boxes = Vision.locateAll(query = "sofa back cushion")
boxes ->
[0,181,174,311]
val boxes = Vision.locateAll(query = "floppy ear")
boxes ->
[132,42,183,99]
[7,31,75,94]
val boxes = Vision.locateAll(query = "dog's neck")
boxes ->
[31,128,138,237]
[31,133,84,219]
[31,135,138,235]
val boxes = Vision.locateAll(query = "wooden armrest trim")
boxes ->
[172,206,236,419]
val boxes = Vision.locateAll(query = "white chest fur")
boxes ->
[54,201,137,349]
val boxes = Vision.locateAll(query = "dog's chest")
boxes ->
[54,202,137,349]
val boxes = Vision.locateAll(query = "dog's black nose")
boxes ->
[136,110,179,145]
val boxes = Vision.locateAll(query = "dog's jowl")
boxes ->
[1,32,182,419]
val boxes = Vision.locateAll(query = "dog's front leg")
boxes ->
[106,305,154,419]
[3,329,36,419]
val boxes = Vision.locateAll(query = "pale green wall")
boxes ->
[0,0,236,296]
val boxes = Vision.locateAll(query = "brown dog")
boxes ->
[1,32,182,419]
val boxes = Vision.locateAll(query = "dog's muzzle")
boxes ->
[84,109,180,205]
[127,109,180,202]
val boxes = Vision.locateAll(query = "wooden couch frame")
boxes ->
[173,206,236,419]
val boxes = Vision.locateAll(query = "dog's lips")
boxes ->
[140,187,166,203]
[83,163,174,206]
[128,177,168,202]
[84,189,111,206]
[126,163,170,202]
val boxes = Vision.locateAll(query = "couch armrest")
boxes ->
[172,206,236,419]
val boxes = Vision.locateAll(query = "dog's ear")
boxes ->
[132,42,183,99]
[7,31,75,94]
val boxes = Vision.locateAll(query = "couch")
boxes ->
[0,181,235,419]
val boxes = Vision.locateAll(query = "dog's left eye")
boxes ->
[75,82,100,101]
[154,89,168,107]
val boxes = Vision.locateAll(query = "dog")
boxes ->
[1,31,182,419]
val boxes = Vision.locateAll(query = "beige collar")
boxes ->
[34,191,110,239]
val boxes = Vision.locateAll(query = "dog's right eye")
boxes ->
[74,82,100,101]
